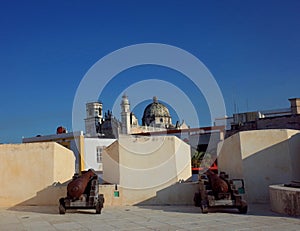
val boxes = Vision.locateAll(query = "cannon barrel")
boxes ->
[206,169,228,193]
[67,169,97,199]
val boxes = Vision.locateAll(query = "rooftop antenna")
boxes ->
[233,87,238,114]
[234,100,237,114]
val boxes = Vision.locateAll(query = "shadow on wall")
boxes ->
[8,181,70,214]
[7,181,199,214]
[134,181,199,206]
[237,132,300,204]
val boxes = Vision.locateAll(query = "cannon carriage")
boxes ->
[194,170,248,214]
[59,169,104,214]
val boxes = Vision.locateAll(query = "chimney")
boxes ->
[289,98,300,115]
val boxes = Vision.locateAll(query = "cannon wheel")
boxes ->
[96,201,102,214]
[201,200,208,214]
[59,198,66,214]
[59,203,66,214]
[238,200,248,214]
[238,205,248,214]
[193,192,201,207]
[95,195,104,214]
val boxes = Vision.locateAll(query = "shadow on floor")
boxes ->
[7,205,58,215]
[136,203,299,218]
[7,205,101,215]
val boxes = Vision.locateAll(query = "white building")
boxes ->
[23,131,115,173]
[83,137,115,172]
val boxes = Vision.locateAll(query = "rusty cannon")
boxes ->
[194,170,247,214]
[59,169,104,214]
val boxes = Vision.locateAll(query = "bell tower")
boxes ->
[120,94,131,134]
[84,102,103,137]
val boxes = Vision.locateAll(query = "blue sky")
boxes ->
[1,0,300,143]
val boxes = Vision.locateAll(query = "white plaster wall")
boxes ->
[218,129,300,203]
[174,137,192,180]
[240,130,293,203]
[84,138,116,171]
[217,133,244,179]
[102,141,120,184]
[287,130,300,179]
[0,142,74,206]
[102,135,191,204]
[70,139,80,172]
[119,136,174,189]
[120,181,198,206]
[21,182,199,206]
[22,131,83,173]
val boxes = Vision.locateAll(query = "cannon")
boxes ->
[194,170,247,214]
[59,169,104,214]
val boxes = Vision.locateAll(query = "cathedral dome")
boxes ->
[142,96,172,127]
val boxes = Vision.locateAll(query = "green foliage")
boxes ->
[191,151,205,168]
[191,150,214,168]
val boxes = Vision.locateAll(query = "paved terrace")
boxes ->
[1,204,299,231]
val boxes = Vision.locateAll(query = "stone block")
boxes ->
[269,184,300,216]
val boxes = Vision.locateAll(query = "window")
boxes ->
[96,146,106,163]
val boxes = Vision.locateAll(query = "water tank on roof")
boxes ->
[57,126,67,134]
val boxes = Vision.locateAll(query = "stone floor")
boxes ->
[1,204,300,231]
